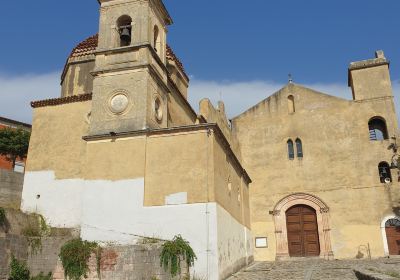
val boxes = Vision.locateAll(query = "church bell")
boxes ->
[120,27,131,42]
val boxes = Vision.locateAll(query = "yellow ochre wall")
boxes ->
[232,80,400,261]
[25,102,250,229]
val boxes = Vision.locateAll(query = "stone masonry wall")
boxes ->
[0,169,24,209]
[53,243,187,280]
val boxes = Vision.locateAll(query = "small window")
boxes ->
[287,139,294,160]
[288,95,295,114]
[153,25,160,53]
[295,138,303,158]
[117,15,132,47]
[14,161,25,173]
[369,117,388,141]
[378,162,392,183]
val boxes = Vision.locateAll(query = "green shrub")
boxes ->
[160,235,197,277]
[8,256,30,280]
[59,238,99,280]
[30,272,52,280]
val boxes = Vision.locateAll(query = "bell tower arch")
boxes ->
[89,0,173,136]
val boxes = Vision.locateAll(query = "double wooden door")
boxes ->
[385,219,400,255]
[286,205,320,257]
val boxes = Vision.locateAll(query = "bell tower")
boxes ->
[89,0,173,136]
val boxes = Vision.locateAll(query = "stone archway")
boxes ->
[272,193,334,259]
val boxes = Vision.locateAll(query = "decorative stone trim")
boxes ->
[272,193,334,260]
[31,93,93,108]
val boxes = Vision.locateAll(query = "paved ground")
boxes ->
[227,258,400,280]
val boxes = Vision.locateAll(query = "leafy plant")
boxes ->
[0,127,30,168]
[59,238,99,280]
[0,207,6,227]
[8,256,30,280]
[160,235,197,277]
[30,272,52,280]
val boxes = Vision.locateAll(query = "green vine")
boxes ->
[59,238,100,280]
[160,235,197,277]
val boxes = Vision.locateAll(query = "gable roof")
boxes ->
[232,83,351,120]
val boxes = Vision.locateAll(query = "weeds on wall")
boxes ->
[8,255,30,280]
[8,256,52,280]
[22,215,51,256]
[160,235,197,278]
[59,238,100,280]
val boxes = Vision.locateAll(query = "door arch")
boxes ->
[381,216,400,256]
[272,193,333,259]
[286,205,320,257]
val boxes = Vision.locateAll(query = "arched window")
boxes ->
[378,162,392,183]
[288,95,295,114]
[295,138,303,158]
[117,15,132,47]
[153,25,160,53]
[287,139,294,160]
[369,117,389,141]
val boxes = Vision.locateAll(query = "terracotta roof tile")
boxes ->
[166,45,189,81]
[31,93,93,108]
[69,34,98,58]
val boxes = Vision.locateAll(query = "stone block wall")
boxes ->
[53,244,187,280]
[0,169,24,209]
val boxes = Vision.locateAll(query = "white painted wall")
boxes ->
[21,171,252,280]
[216,205,253,279]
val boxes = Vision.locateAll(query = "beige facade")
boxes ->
[232,52,400,261]
[21,0,400,277]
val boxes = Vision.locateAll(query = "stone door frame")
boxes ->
[272,193,334,260]
[381,215,400,256]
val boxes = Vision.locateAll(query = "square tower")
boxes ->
[89,0,173,135]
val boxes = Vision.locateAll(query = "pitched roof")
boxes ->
[67,34,188,80]
[0,116,31,129]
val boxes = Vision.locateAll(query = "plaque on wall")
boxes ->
[255,237,268,248]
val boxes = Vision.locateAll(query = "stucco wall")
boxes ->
[61,60,95,97]
[232,82,400,261]
[26,101,91,179]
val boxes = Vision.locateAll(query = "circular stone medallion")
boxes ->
[110,94,129,114]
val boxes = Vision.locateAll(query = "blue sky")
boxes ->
[0,0,399,122]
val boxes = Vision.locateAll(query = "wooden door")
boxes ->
[385,219,400,255]
[286,205,320,257]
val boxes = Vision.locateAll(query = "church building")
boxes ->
[20,0,400,279]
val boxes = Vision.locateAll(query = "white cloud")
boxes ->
[0,72,399,124]
[0,72,60,123]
